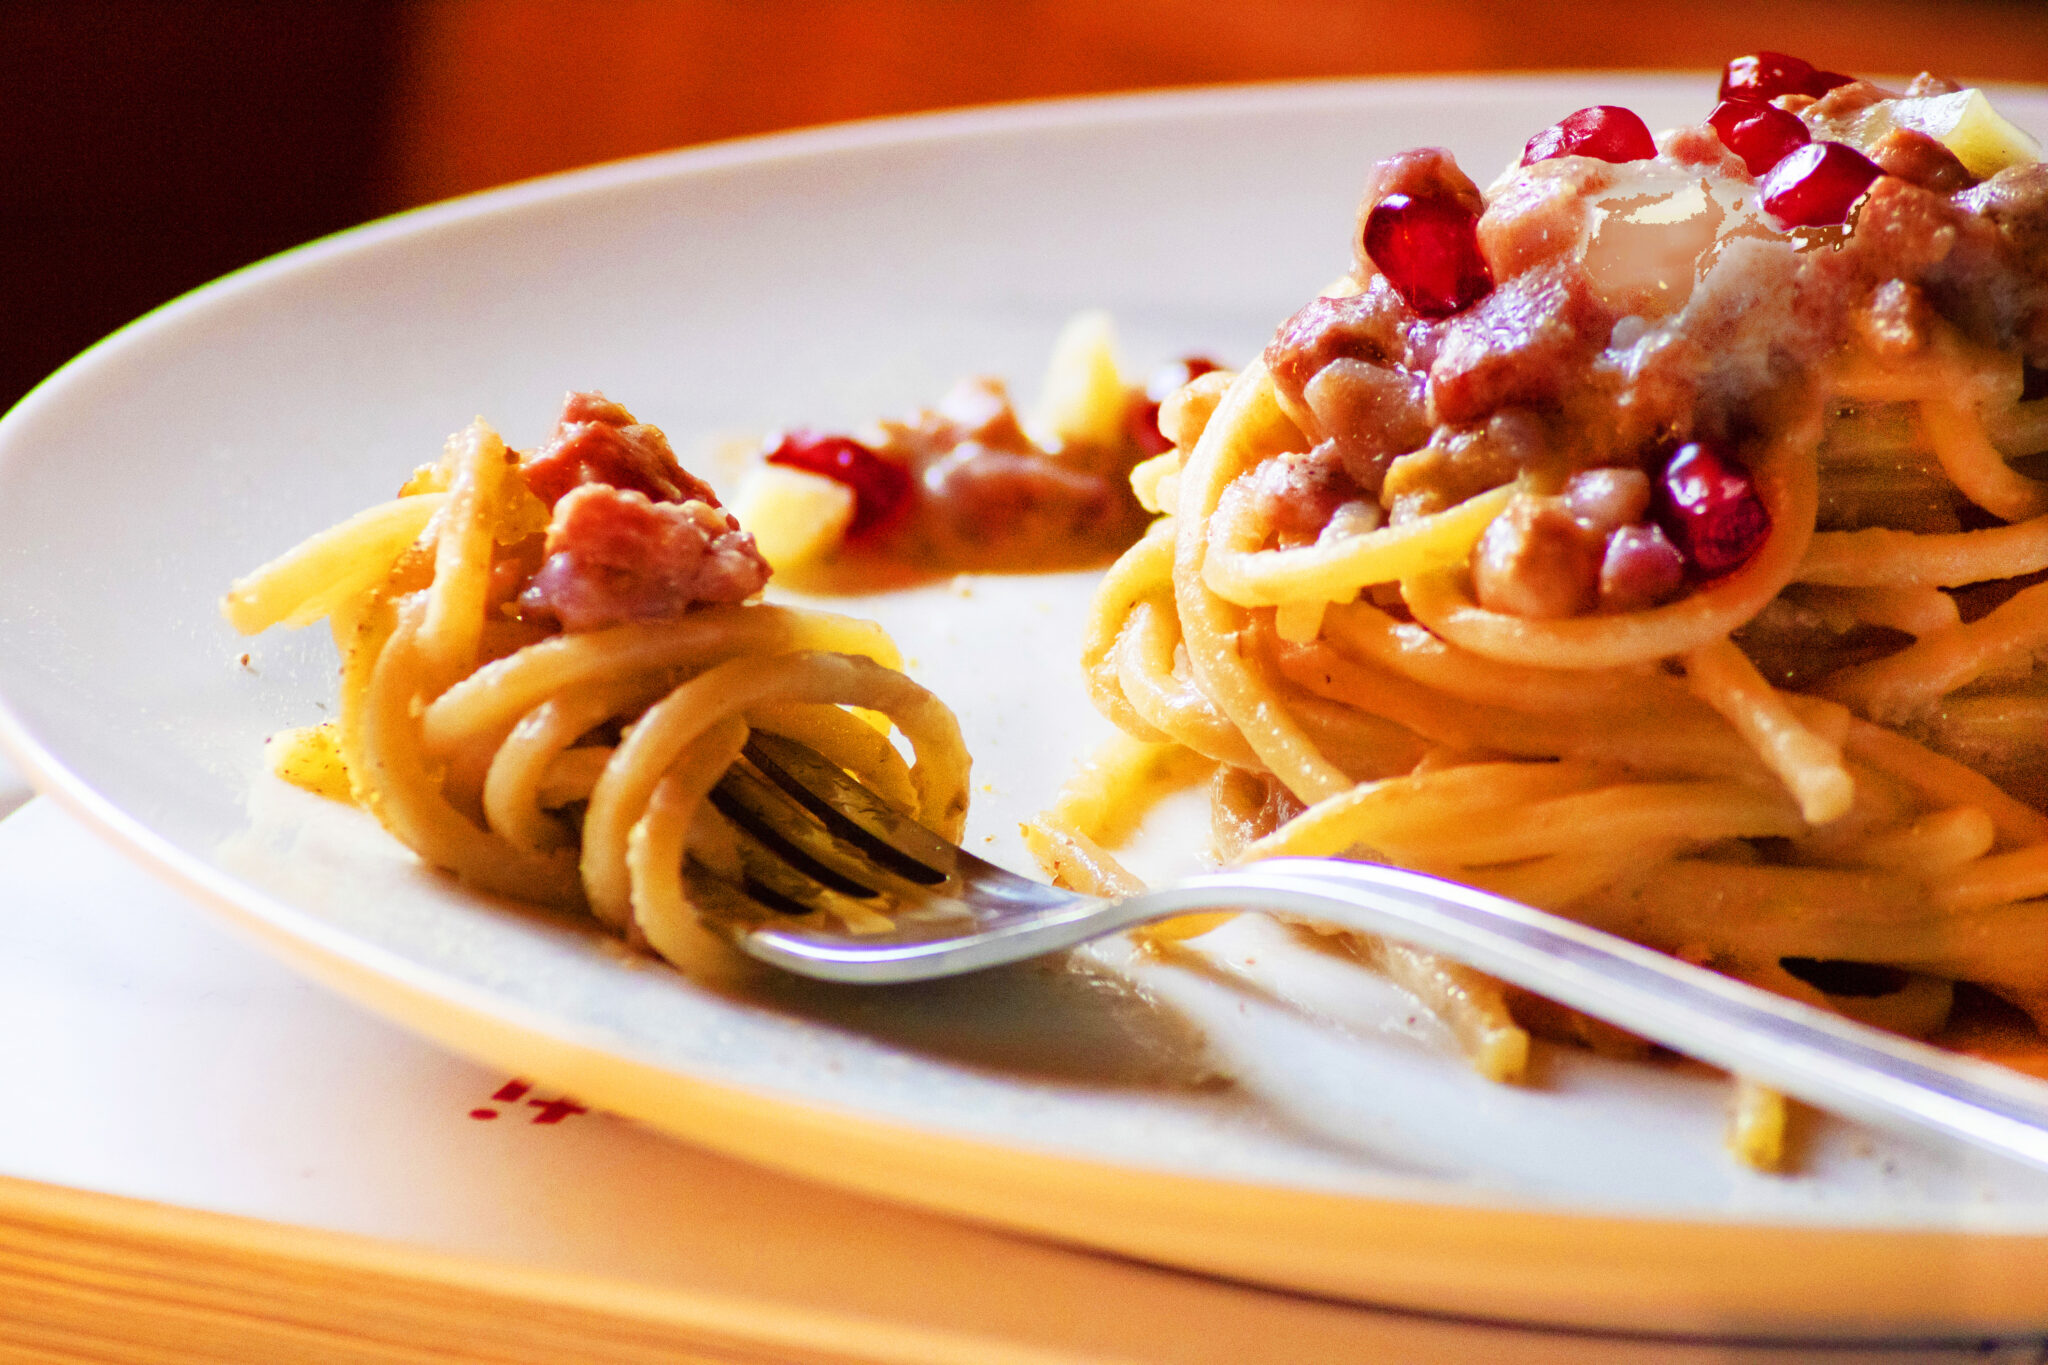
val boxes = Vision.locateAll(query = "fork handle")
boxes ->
[1141,858,2048,1173]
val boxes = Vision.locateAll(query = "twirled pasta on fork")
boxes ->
[225,392,968,973]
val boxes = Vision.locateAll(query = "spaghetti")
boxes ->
[226,393,969,975]
[1048,56,2048,1165]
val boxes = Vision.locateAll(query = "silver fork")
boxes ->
[696,732,2048,1173]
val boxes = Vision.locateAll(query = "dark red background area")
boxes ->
[0,2,400,408]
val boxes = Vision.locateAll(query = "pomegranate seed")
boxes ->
[1719,52,1855,102]
[1520,106,1658,167]
[1655,441,1770,577]
[1363,192,1494,319]
[764,430,913,543]
[1758,140,1882,227]
[1707,98,1811,176]
[1128,356,1221,455]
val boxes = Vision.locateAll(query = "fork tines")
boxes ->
[686,734,956,931]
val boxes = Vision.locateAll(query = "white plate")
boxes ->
[3,76,2047,1336]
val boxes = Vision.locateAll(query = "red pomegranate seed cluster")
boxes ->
[1654,441,1771,577]
[1719,51,1853,102]
[1520,106,1658,167]
[1358,50,1885,322]
[764,430,914,543]
[1129,356,1222,455]
[1363,192,1495,319]
[1710,51,1880,225]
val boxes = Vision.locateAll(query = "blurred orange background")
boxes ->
[5,0,2046,410]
